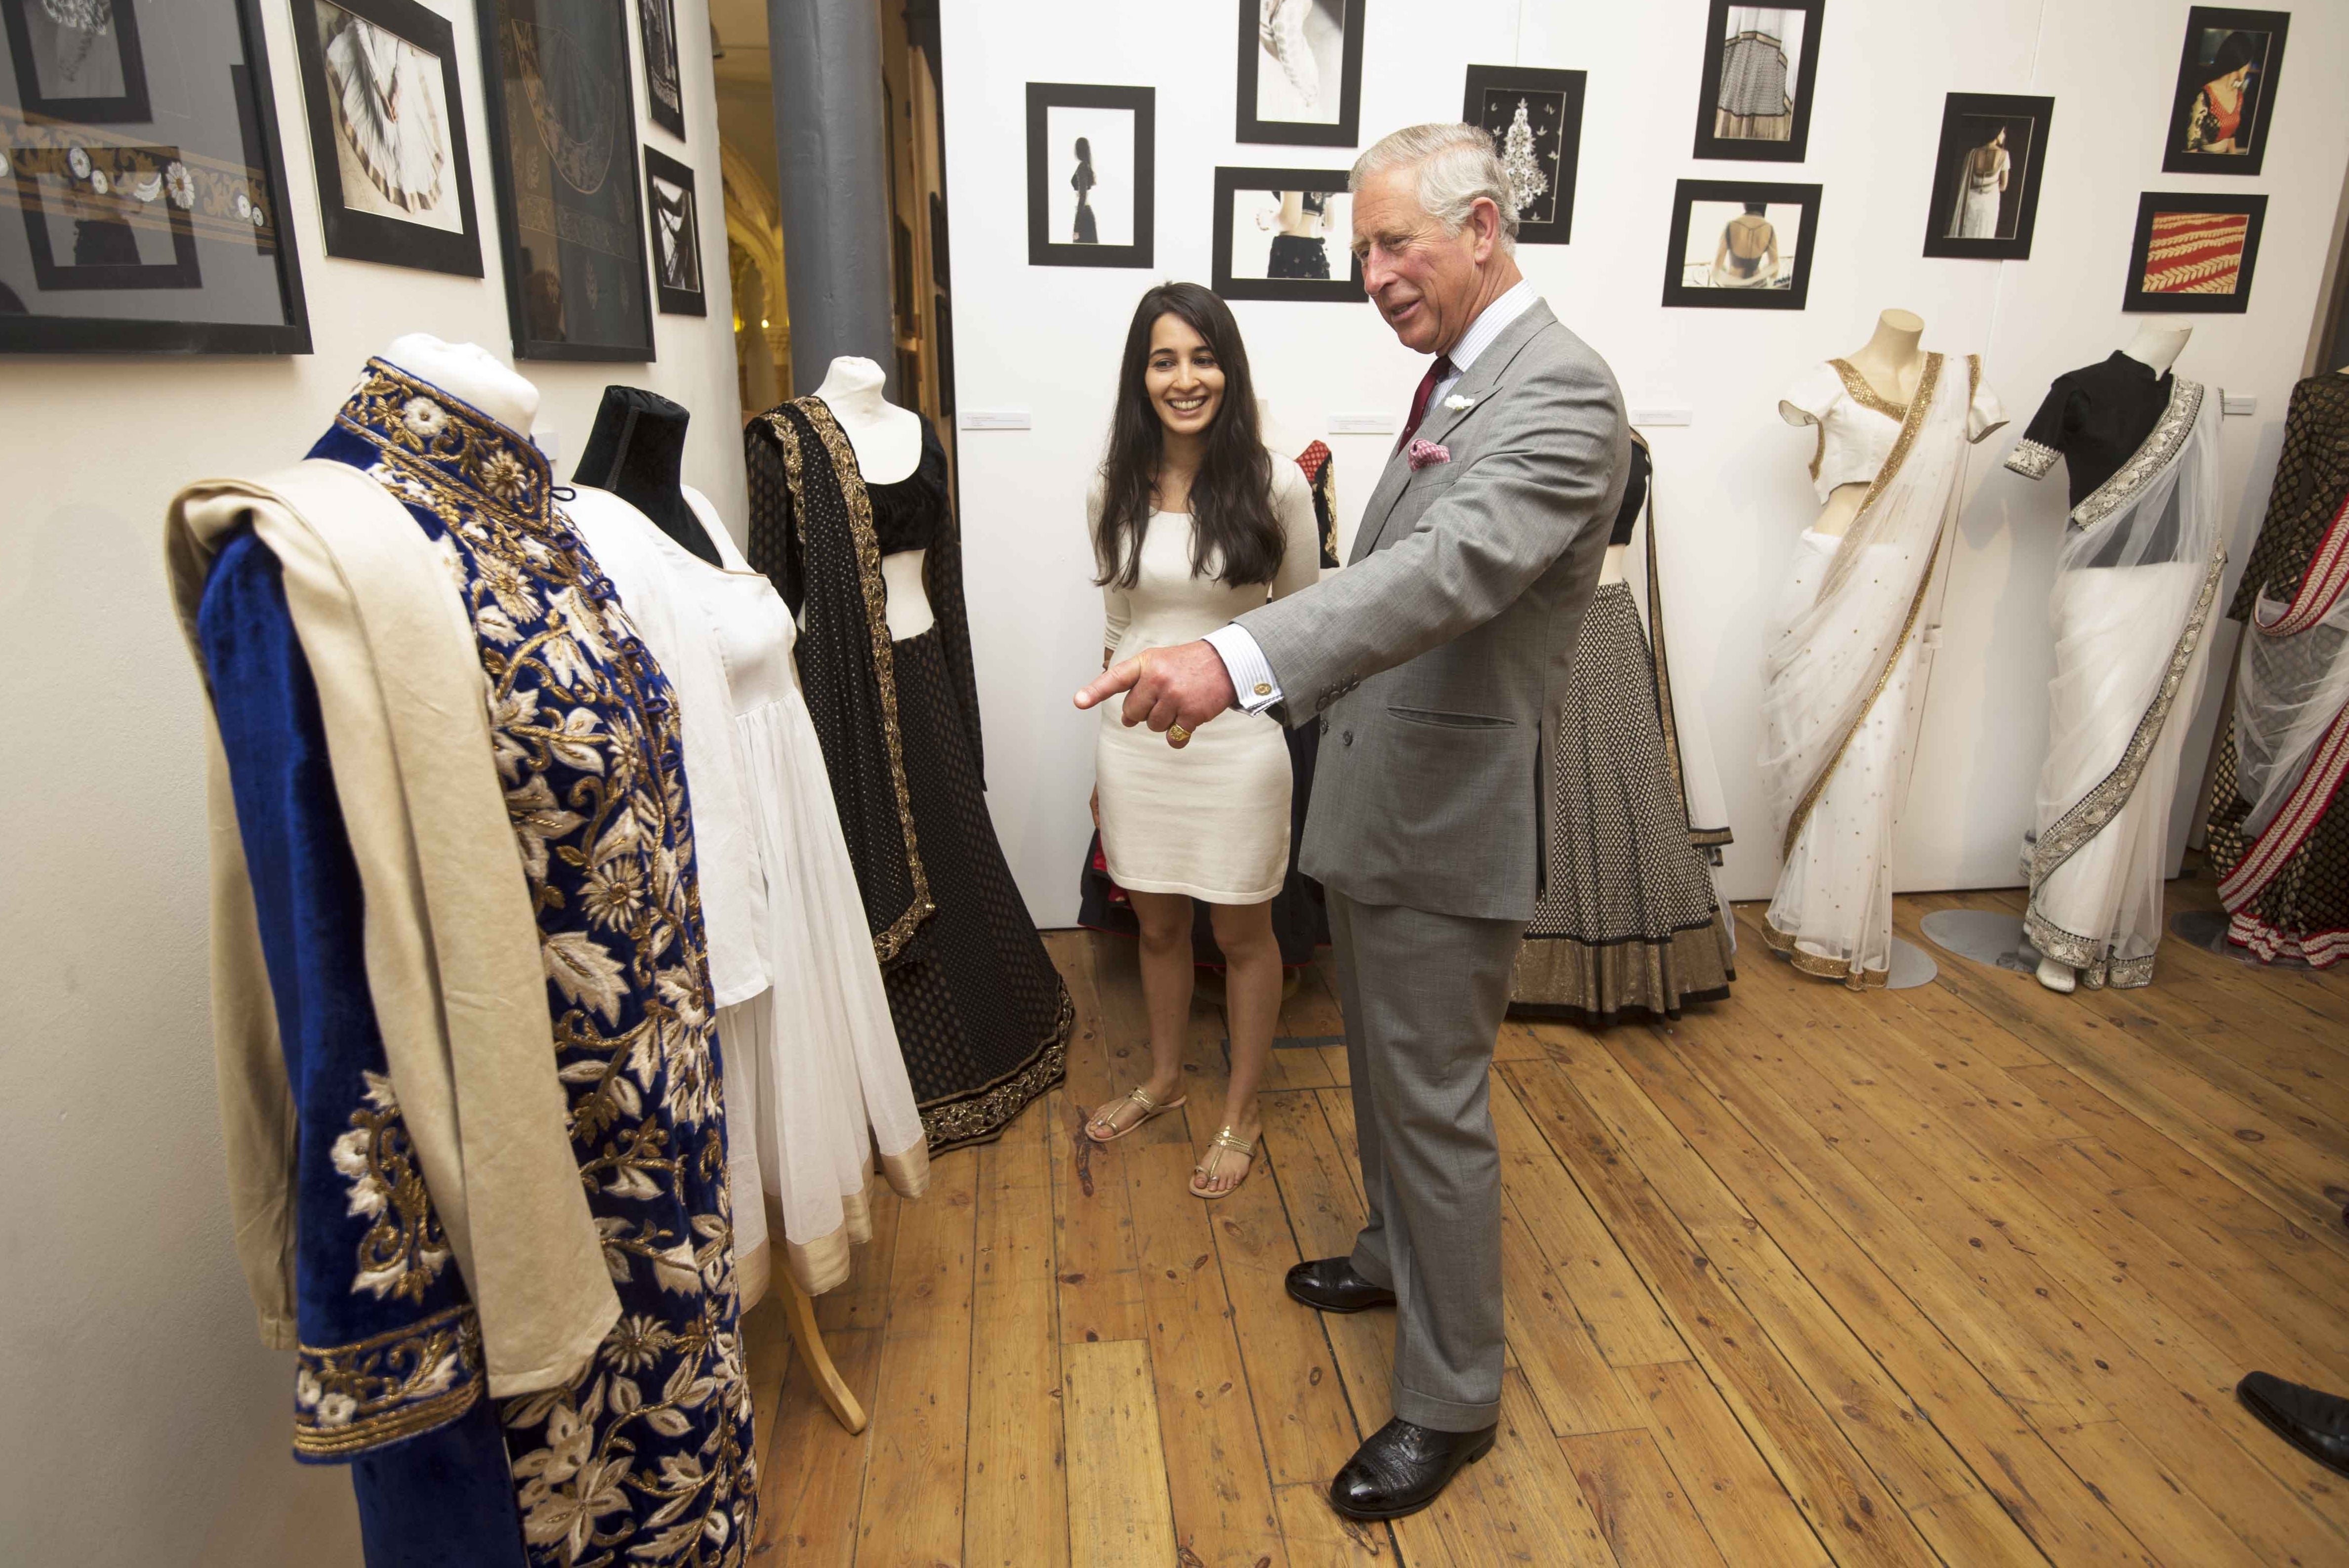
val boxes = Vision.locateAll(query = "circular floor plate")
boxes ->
[1919,908,2042,976]
[1886,934,1938,990]
[2170,908,2313,970]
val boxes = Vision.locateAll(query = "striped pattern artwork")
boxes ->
[2142,209,2249,294]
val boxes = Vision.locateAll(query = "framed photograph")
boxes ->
[1,0,309,353]
[1236,0,1362,148]
[636,0,683,141]
[289,0,481,277]
[2161,7,2286,176]
[2,0,149,123]
[1661,178,1820,310]
[475,0,654,362]
[2122,191,2266,315]
[1211,165,1359,303]
[1461,65,1584,246]
[1025,82,1154,269]
[1691,0,1822,163]
[1920,92,2053,261]
[642,143,701,315]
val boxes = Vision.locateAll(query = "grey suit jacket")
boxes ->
[1237,299,1627,923]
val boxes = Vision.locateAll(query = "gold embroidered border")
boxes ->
[293,1304,483,1459]
[1779,359,1948,862]
[2027,539,2226,888]
[767,401,936,963]
[919,988,1074,1153]
[1761,913,1888,990]
[1829,357,1909,421]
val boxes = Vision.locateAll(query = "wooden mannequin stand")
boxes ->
[783,1274,866,1434]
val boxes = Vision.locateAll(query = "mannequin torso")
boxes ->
[813,356,932,639]
[380,333,538,436]
[2122,324,2191,378]
[1782,310,1926,538]
[573,386,720,565]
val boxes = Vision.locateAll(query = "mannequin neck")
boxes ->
[379,333,537,436]
[811,355,923,486]
[573,385,718,566]
[2121,324,2191,378]
[1847,309,1926,377]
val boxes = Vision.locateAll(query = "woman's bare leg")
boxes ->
[1087,889,1194,1139]
[1198,899,1279,1193]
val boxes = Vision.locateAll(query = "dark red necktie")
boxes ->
[1397,355,1455,452]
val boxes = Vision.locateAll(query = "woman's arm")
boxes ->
[1268,461,1320,603]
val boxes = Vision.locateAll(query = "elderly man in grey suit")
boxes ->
[1075,122,1628,1519]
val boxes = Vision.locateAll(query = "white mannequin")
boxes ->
[379,333,539,436]
[2034,322,2195,997]
[812,355,932,640]
[1780,309,1928,540]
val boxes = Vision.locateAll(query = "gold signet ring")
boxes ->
[1167,722,1191,747]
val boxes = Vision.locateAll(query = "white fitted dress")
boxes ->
[1093,460,1320,903]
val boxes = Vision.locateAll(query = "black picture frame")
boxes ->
[2161,6,2287,177]
[1919,92,2053,262]
[1236,0,1362,148]
[1461,65,1585,246]
[289,0,482,278]
[1691,0,1822,163]
[1,0,310,354]
[2122,191,2266,315]
[642,143,702,316]
[636,0,683,141]
[1211,165,1361,303]
[2,0,149,124]
[1661,178,1820,310]
[1025,81,1154,269]
[475,0,654,362]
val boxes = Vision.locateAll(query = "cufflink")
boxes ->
[1254,682,1272,696]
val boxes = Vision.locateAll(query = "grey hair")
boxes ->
[1350,123,1519,249]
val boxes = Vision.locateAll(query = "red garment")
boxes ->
[2201,83,2242,140]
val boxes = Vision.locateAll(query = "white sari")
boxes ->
[1760,352,1981,987]
[2024,382,2225,988]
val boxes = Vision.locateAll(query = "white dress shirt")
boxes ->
[1205,278,1541,714]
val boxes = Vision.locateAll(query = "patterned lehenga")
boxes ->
[2206,370,2349,967]
[177,362,756,1565]
[746,399,1071,1151]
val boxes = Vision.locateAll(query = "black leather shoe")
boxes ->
[2239,1371,2349,1477]
[1285,1256,1396,1313]
[1329,1417,1498,1520]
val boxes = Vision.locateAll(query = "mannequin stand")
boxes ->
[1919,908,2043,977]
[2170,909,2313,972]
[782,1275,867,1433]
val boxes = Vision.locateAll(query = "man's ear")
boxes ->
[1467,197,1502,262]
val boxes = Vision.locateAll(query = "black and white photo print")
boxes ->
[2,0,148,123]
[1661,178,1819,309]
[2162,7,2288,176]
[637,0,683,141]
[1236,0,1362,148]
[1211,165,1359,302]
[1921,92,2053,261]
[1461,64,1585,246]
[642,144,702,314]
[1026,82,1154,268]
[1691,0,1822,162]
[290,0,482,275]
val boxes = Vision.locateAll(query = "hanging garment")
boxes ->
[746,399,1071,1151]
[2006,374,2226,987]
[1763,353,2006,987]
[566,482,932,1293]
[1945,144,2007,240]
[1078,442,1341,966]
[1715,29,1792,140]
[2206,370,2349,966]
[169,362,759,1565]
[324,13,449,212]
[1511,440,1735,1023]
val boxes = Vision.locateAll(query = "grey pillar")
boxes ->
[768,0,896,397]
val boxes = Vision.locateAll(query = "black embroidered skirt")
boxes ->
[1513,583,1734,1025]
[883,628,1071,1149]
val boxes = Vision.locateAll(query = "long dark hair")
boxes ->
[1095,282,1281,589]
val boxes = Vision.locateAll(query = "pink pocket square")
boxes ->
[1406,439,1451,471]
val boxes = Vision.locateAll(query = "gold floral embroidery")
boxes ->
[918,990,1075,1152]
[293,1304,483,1458]
[331,1070,452,1303]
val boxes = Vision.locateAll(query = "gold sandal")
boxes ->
[1085,1085,1187,1144]
[1190,1126,1257,1199]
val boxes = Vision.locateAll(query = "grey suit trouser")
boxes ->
[1327,889,1524,1431]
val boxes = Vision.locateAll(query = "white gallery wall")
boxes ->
[936,0,2349,920]
[0,2,741,1563]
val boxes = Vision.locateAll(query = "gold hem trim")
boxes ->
[785,1226,854,1298]
[1763,915,1888,990]
[769,400,936,963]
[292,1304,484,1459]
[919,988,1074,1152]
[1781,354,1945,862]
[878,1137,932,1199]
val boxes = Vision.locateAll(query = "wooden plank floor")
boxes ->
[745,876,2349,1566]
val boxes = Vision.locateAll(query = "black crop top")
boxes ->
[1607,441,1651,547]
[867,415,952,555]
[2004,351,2173,509]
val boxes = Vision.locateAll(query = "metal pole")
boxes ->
[767,0,896,397]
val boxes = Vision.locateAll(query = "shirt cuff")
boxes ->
[1204,623,1282,714]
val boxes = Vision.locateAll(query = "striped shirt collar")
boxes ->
[1442,277,1539,379]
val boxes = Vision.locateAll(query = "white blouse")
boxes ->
[1779,355,2007,501]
